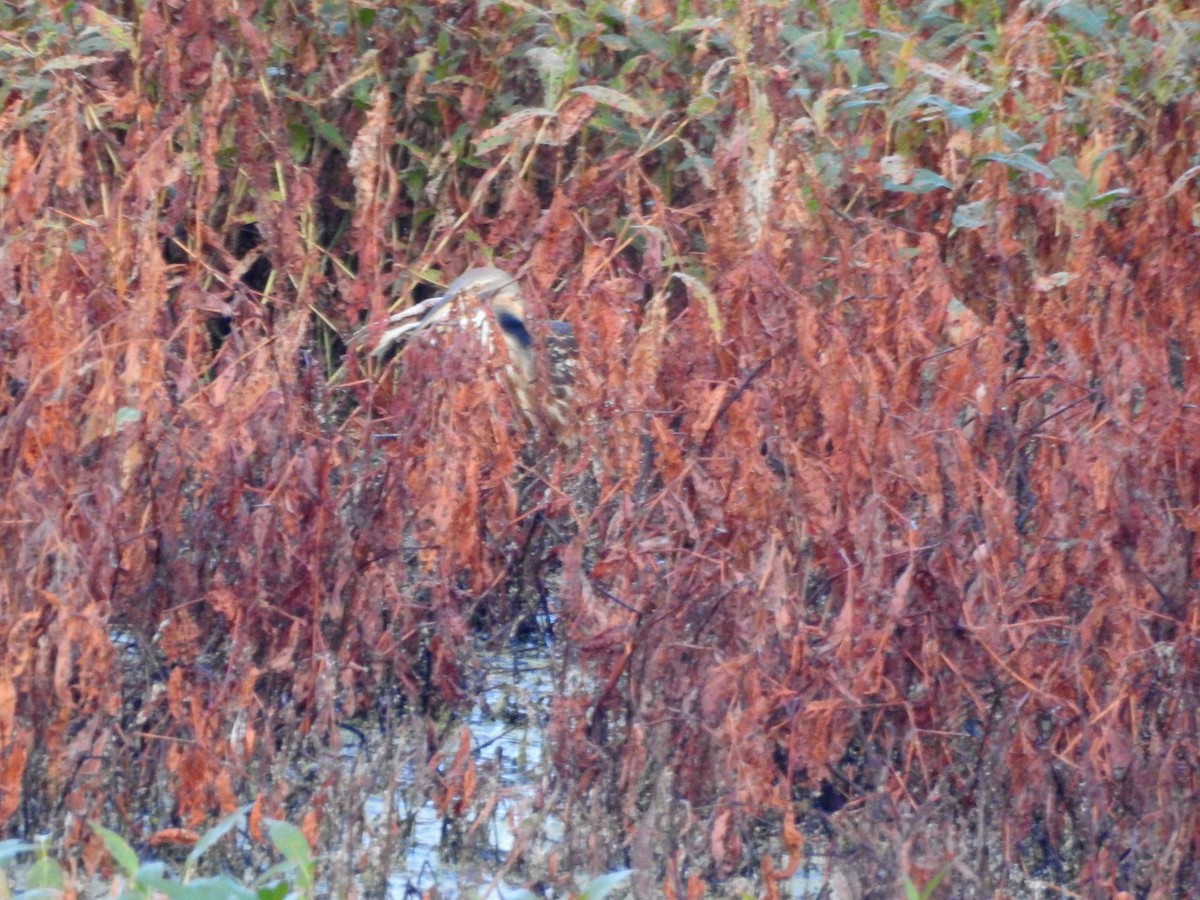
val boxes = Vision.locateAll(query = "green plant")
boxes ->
[904,864,949,900]
[90,809,316,900]
[0,834,65,899]
[0,811,315,900]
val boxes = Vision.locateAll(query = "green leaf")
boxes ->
[669,17,724,33]
[40,54,108,72]
[1088,188,1132,209]
[0,839,36,864]
[978,151,1057,181]
[92,822,140,881]
[889,86,929,124]
[686,93,718,118]
[265,819,313,889]
[527,47,569,108]
[885,168,953,194]
[577,869,632,900]
[839,97,884,112]
[83,6,136,52]
[572,85,648,122]
[1051,1,1107,38]
[923,865,948,897]
[188,805,250,867]
[924,95,988,130]
[138,861,167,881]
[142,873,257,900]
[812,89,839,133]
[288,122,311,160]
[115,406,142,428]
[298,105,350,154]
[25,855,65,891]
[472,107,557,154]
[951,199,993,231]
[266,820,311,866]
[833,48,866,82]
[1166,163,1200,198]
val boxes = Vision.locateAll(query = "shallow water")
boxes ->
[362,640,831,898]
[363,643,558,896]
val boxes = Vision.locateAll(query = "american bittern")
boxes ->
[367,266,576,431]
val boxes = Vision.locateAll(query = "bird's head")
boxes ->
[363,266,574,432]
[369,266,526,359]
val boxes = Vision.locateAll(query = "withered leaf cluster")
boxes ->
[2,1,1199,895]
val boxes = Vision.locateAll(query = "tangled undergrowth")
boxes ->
[3,0,1200,896]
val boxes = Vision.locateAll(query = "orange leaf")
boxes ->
[0,741,28,823]
[249,795,265,843]
[148,828,200,847]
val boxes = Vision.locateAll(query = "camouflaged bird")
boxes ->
[366,266,576,432]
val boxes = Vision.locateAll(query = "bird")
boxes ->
[366,266,576,432]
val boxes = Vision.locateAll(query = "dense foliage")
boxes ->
[2,0,1200,895]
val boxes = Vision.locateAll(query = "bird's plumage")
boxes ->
[366,266,575,431]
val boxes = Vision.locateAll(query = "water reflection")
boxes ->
[364,642,558,897]
[360,639,829,898]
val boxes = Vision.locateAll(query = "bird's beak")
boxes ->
[369,292,455,359]
[364,266,522,360]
